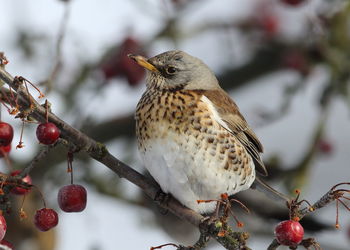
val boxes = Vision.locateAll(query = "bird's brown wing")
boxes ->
[197,89,268,176]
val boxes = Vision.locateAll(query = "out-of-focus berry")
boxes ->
[0,239,14,250]
[100,37,146,86]
[260,14,279,36]
[280,0,307,6]
[0,144,11,158]
[282,50,310,75]
[317,139,334,155]
[0,122,14,147]
[0,215,6,241]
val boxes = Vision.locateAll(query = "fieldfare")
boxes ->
[130,50,268,213]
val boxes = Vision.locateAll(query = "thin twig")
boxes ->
[19,145,54,178]
[44,2,71,90]
[298,183,350,218]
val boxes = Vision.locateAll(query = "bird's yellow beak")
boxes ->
[128,54,159,73]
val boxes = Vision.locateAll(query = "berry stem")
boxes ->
[23,78,31,98]
[0,99,12,114]
[16,120,25,149]
[229,198,250,214]
[20,193,26,207]
[9,87,20,113]
[3,150,12,169]
[337,198,350,211]
[70,165,73,185]
[34,185,47,208]
[228,209,244,228]
[45,99,48,123]
[67,152,74,185]
[25,78,45,98]
[0,89,14,114]
[335,199,339,228]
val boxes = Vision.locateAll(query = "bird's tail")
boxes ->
[251,176,291,203]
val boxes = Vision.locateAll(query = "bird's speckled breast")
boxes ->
[135,88,255,212]
[136,89,201,149]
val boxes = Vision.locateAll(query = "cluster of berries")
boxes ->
[0,121,87,248]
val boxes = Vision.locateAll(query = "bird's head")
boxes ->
[128,50,219,91]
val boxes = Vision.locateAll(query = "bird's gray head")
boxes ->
[129,50,219,91]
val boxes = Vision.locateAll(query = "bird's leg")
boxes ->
[216,193,231,236]
[197,196,225,223]
[210,193,251,237]
[213,197,222,219]
[154,189,172,214]
[197,193,232,236]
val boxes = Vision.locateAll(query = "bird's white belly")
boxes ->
[140,133,255,214]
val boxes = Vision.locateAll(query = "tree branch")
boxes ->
[0,66,249,249]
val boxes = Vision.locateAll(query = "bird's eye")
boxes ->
[166,66,177,74]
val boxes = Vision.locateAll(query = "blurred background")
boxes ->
[1,0,350,249]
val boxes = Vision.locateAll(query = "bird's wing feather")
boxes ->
[197,89,268,176]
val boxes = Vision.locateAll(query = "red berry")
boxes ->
[0,215,6,241]
[0,239,14,249]
[0,122,13,147]
[58,184,87,212]
[317,139,333,155]
[260,14,279,36]
[275,220,304,246]
[100,37,145,86]
[36,122,60,145]
[10,170,32,195]
[280,0,307,6]
[0,144,11,158]
[282,50,309,75]
[34,208,59,232]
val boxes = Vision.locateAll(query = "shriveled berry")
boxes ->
[34,208,59,232]
[0,144,11,158]
[0,215,7,241]
[58,184,87,212]
[0,239,14,250]
[0,122,13,147]
[36,122,60,145]
[280,0,307,6]
[10,170,32,195]
[275,220,304,246]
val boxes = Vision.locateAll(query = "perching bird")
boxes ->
[130,50,269,214]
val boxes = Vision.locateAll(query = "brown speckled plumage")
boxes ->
[131,50,265,213]
[136,88,254,179]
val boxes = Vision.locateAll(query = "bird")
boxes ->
[129,50,269,214]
